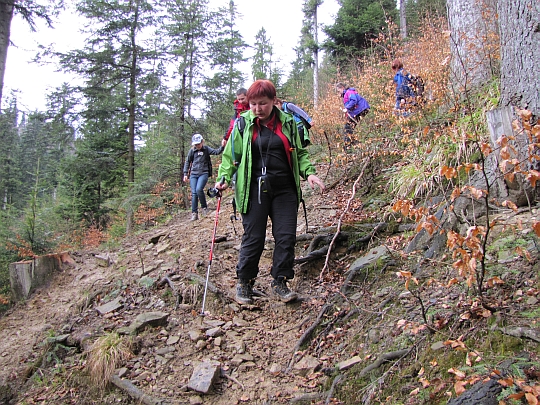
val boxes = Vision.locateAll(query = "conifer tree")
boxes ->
[202,0,248,135]
[251,28,276,82]
[323,0,397,64]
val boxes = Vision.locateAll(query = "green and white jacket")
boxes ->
[217,107,317,214]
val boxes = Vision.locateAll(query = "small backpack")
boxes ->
[281,102,312,147]
[404,73,425,98]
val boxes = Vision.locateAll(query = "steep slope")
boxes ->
[1,157,539,405]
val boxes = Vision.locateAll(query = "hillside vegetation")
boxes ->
[1,17,539,405]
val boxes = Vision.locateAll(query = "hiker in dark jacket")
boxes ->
[222,88,250,147]
[214,79,325,305]
[336,83,370,149]
[392,59,416,115]
[183,134,224,221]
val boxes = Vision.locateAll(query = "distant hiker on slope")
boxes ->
[183,134,224,221]
[335,83,370,150]
[392,59,416,116]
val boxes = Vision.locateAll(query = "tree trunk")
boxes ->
[447,0,498,93]
[498,0,540,115]
[127,0,140,185]
[399,0,406,39]
[0,1,14,111]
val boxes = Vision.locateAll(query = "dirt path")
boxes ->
[0,186,339,404]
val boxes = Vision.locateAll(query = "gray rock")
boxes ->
[187,361,221,394]
[293,355,320,376]
[119,311,169,335]
[349,246,390,274]
[431,341,445,351]
[337,355,362,371]
[156,242,170,254]
[368,329,380,343]
[205,327,223,338]
[95,254,112,267]
[95,297,123,315]
[188,330,203,342]
[156,346,175,355]
[189,395,203,404]
[203,319,225,328]
[166,335,180,345]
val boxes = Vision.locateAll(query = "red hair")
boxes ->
[247,80,276,101]
[392,59,403,70]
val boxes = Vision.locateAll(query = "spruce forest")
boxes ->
[0,0,539,404]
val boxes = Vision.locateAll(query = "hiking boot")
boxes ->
[190,212,198,221]
[235,279,254,305]
[201,207,208,217]
[271,277,298,303]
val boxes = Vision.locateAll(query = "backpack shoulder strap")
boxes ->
[231,116,246,167]
[235,116,246,135]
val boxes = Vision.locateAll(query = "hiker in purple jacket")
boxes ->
[336,83,370,149]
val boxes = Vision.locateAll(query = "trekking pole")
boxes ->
[200,177,224,315]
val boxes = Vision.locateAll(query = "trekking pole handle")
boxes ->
[207,177,225,198]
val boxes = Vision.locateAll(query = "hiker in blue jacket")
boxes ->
[336,83,370,149]
[392,59,416,115]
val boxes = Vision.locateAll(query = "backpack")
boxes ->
[281,102,312,147]
[404,72,425,98]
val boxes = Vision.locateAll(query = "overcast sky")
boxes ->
[3,0,340,112]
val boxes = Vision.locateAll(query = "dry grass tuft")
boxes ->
[86,332,133,391]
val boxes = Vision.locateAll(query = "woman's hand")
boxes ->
[307,175,325,192]
[215,180,228,190]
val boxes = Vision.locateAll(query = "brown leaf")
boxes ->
[532,221,540,237]
[454,380,467,395]
[448,368,466,379]
[502,200,518,212]
[498,377,514,387]
[525,392,538,405]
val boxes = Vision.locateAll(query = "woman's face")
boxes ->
[250,95,275,124]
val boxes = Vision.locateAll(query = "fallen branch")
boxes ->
[325,374,343,405]
[290,391,326,403]
[498,327,540,342]
[347,222,387,252]
[294,246,331,264]
[358,349,410,377]
[223,373,244,390]
[320,156,371,281]
[288,304,333,371]
[110,375,168,405]
[295,233,348,264]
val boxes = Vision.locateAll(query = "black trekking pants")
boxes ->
[236,179,297,281]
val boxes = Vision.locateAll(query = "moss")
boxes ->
[473,331,523,356]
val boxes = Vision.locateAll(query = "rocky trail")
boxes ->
[0,171,361,404]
